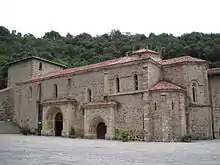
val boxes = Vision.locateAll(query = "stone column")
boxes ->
[41,107,53,136]
[180,94,187,137]
[160,93,170,142]
[143,92,151,141]
[106,106,115,140]
[61,104,72,137]
[84,109,90,138]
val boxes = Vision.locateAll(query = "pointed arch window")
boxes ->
[134,74,138,90]
[87,88,92,102]
[116,77,120,93]
[191,81,198,102]
[53,84,58,98]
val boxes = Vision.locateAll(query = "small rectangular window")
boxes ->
[116,77,120,93]
[172,101,174,110]
[134,74,138,90]
[68,79,71,89]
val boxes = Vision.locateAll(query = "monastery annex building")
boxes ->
[1,48,220,141]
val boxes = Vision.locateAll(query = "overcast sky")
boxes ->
[0,0,219,37]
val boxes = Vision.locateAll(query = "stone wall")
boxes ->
[208,75,220,138]
[148,62,161,88]
[109,93,144,140]
[163,63,210,105]
[16,59,152,134]
[149,91,186,141]
[0,88,14,121]
[32,58,65,77]
[7,60,32,88]
[188,105,212,139]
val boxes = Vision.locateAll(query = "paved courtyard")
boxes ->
[0,134,220,165]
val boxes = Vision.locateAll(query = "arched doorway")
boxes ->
[96,122,106,139]
[55,113,63,136]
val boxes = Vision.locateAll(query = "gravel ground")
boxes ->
[0,134,220,165]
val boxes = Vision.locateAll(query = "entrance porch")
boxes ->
[40,99,77,137]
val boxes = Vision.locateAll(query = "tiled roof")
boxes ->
[18,56,144,84]
[150,81,183,91]
[160,56,206,65]
[130,49,159,55]
[8,56,67,68]
[207,67,220,75]
[16,50,207,85]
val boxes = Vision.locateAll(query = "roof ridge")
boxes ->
[150,80,183,91]
[17,55,144,84]
[7,56,67,68]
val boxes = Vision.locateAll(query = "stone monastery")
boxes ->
[1,48,220,141]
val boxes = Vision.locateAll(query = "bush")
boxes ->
[20,126,30,135]
[119,130,130,142]
[70,127,76,135]
[21,119,30,135]
[69,127,76,138]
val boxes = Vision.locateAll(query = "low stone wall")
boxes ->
[0,121,20,134]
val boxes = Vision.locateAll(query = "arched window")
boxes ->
[191,81,198,102]
[53,84,58,98]
[116,77,120,93]
[87,89,92,102]
[134,74,138,90]
[39,62,42,70]
[28,86,32,100]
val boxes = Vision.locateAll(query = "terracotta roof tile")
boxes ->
[17,50,206,85]
[150,81,183,91]
[160,56,206,65]
[207,67,220,75]
[19,56,144,84]
[130,49,159,55]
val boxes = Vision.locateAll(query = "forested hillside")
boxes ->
[0,25,220,89]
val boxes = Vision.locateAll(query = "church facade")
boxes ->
[1,49,220,141]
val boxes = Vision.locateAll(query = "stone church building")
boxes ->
[1,49,220,141]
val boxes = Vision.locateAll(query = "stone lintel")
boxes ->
[83,101,117,109]
[41,98,77,106]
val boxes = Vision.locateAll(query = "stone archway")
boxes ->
[55,112,63,136]
[89,116,107,139]
[97,122,106,139]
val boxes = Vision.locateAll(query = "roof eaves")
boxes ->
[7,56,67,68]
[16,57,149,85]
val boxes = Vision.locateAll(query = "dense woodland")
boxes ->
[0,25,220,89]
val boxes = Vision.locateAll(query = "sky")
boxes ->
[0,0,219,38]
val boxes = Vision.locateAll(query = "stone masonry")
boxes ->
[1,49,220,141]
